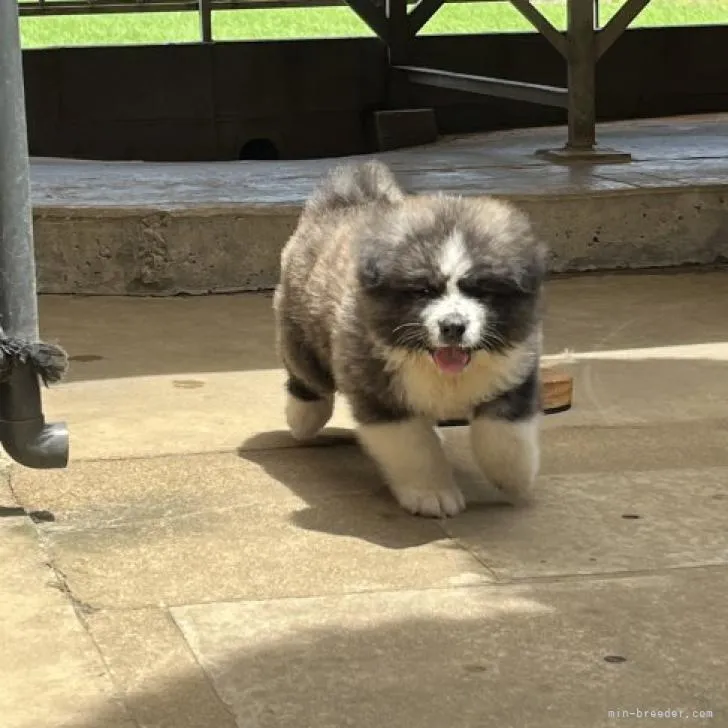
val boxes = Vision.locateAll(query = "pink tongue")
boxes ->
[432,347,471,374]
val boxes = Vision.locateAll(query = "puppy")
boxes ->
[273,161,546,518]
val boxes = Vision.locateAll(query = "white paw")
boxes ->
[392,482,466,518]
[470,416,540,505]
[286,394,333,441]
[490,474,536,505]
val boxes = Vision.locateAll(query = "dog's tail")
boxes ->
[306,161,404,214]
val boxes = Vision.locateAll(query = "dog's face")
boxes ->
[357,195,545,374]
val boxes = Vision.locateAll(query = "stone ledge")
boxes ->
[33,185,728,295]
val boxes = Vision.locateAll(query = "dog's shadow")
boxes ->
[238,427,511,549]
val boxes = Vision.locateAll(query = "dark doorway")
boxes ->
[239,138,280,160]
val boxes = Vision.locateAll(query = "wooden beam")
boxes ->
[198,0,212,41]
[596,0,652,58]
[409,0,445,36]
[386,0,411,59]
[508,0,567,57]
[343,0,389,40]
[397,65,568,108]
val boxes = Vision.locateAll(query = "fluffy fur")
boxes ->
[274,161,546,517]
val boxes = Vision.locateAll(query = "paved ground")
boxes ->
[1,271,727,727]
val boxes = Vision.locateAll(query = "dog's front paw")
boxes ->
[477,450,538,506]
[392,482,466,518]
[470,415,540,506]
[489,472,536,505]
[356,418,465,517]
[286,394,333,441]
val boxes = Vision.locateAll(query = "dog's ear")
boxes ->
[358,239,394,291]
[516,239,549,294]
[358,247,382,290]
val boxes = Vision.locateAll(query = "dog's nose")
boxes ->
[439,315,467,343]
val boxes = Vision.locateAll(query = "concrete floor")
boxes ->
[30,114,728,208]
[2,272,727,727]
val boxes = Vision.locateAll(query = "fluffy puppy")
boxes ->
[273,161,546,517]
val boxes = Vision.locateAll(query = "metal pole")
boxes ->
[0,0,68,468]
[198,0,213,42]
[0,9,38,343]
[565,0,596,151]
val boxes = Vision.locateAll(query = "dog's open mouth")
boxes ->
[431,347,471,374]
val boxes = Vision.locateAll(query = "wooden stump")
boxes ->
[541,368,573,414]
[437,366,573,427]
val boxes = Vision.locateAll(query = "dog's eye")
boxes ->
[401,280,438,296]
[459,278,524,298]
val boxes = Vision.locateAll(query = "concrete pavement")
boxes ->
[2,271,727,727]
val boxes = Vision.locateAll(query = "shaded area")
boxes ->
[239,138,279,161]
[21,27,728,161]
[36,271,728,382]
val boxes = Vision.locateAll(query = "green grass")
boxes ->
[19,0,728,48]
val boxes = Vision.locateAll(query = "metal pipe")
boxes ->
[565,0,597,150]
[0,0,69,469]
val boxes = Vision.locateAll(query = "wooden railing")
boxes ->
[17,0,658,158]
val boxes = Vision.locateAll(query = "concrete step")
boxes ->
[31,115,728,295]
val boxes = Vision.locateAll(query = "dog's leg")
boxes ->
[285,375,334,442]
[276,310,335,442]
[357,417,465,517]
[470,368,541,503]
[470,416,540,502]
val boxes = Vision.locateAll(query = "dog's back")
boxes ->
[276,162,404,362]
